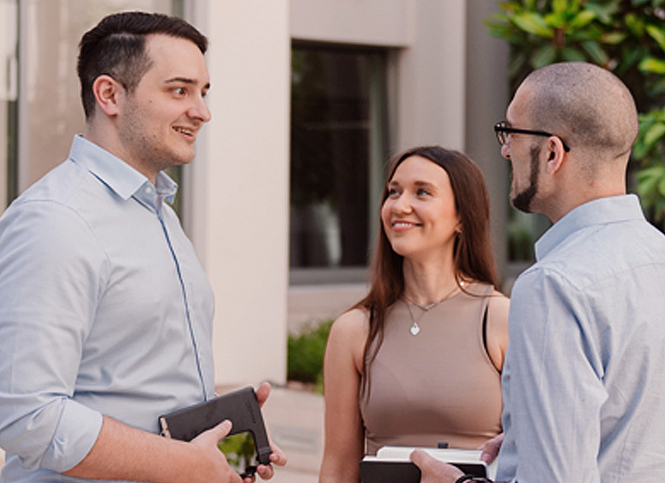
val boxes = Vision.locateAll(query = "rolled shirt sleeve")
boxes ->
[0,200,107,471]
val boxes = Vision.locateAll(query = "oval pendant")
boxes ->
[410,323,420,336]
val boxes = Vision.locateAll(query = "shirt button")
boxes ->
[145,186,153,194]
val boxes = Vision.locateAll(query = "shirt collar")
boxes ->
[535,194,645,261]
[67,134,178,210]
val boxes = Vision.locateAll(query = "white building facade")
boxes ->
[0,0,512,388]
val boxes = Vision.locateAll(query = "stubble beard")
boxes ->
[510,144,541,213]
[120,99,193,176]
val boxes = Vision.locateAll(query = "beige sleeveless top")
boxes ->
[360,282,503,455]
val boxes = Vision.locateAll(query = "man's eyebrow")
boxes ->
[165,77,211,90]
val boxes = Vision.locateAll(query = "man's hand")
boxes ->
[191,420,244,482]
[246,382,287,482]
[480,433,504,465]
[410,449,464,483]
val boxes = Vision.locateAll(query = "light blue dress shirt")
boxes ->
[0,135,215,483]
[497,195,665,482]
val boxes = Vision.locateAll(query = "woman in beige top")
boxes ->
[318,146,509,483]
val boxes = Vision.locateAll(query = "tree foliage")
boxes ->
[486,0,665,227]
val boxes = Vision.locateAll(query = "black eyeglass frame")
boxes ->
[494,121,570,152]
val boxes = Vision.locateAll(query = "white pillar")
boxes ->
[396,0,467,151]
[190,0,291,387]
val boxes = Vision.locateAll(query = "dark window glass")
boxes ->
[290,44,387,270]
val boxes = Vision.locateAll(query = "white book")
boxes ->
[359,445,497,483]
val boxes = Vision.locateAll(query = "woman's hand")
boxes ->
[480,432,504,465]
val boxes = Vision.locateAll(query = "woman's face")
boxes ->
[381,155,460,261]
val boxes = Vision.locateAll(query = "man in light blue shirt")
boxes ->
[0,11,284,483]
[413,63,665,483]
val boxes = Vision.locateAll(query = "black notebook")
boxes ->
[158,386,272,477]
[359,446,496,483]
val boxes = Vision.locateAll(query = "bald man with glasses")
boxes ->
[412,62,665,483]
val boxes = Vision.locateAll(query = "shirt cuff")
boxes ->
[41,400,103,472]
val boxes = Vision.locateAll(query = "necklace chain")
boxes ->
[403,282,464,336]
[403,283,461,311]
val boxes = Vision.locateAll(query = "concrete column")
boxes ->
[464,0,510,286]
[189,0,291,387]
[395,0,467,152]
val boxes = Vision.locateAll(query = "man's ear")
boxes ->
[545,137,567,174]
[91,75,123,117]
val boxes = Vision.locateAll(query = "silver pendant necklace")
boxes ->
[403,282,464,336]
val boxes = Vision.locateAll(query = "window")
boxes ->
[290,43,389,283]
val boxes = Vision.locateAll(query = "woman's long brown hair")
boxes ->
[355,145,498,398]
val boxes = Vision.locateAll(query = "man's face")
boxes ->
[502,86,543,213]
[117,34,211,181]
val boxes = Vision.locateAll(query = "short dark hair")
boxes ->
[77,11,208,120]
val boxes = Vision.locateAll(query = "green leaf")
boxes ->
[644,122,665,146]
[635,166,664,193]
[581,40,609,64]
[584,1,619,24]
[646,24,665,53]
[649,77,665,96]
[552,0,569,15]
[621,45,650,71]
[545,12,566,29]
[636,174,657,196]
[633,141,649,160]
[624,13,644,37]
[599,32,626,44]
[523,0,538,10]
[569,10,597,30]
[561,46,587,61]
[569,0,584,12]
[639,56,665,74]
[511,12,555,37]
[508,51,528,79]
[531,44,558,69]
[658,175,665,197]
[636,165,665,182]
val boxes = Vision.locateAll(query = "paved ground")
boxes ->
[0,386,324,482]
[261,385,323,483]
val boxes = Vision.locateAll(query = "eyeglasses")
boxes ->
[494,121,570,152]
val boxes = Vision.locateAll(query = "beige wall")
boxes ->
[394,0,468,151]
[190,1,291,387]
[465,0,510,282]
[290,0,413,47]
[18,0,174,192]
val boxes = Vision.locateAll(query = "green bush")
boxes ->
[287,319,333,387]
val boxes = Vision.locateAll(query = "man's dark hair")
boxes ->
[77,11,208,120]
